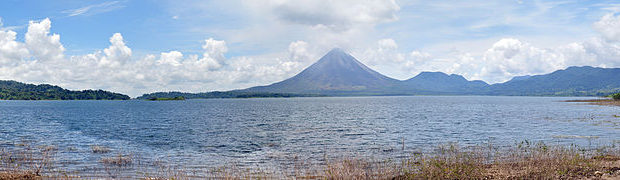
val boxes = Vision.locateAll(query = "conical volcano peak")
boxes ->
[326,48,346,55]
[315,48,365,68]
[320,48,352,62]
[246,47,398,93]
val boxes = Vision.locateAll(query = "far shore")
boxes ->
[564,98,620,106]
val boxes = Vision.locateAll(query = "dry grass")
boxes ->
[564,98,620,106]
[0,144,56,179]
[91,145,111,154]
[2,142,620,179]
[400,144,486,179]
[316,142,620,179]
[0,170,37,180]
[323,158,401,179]
[100,154,133,166]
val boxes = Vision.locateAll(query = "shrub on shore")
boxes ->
[612,93,620,100]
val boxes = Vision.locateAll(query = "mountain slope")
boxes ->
[402,72,488,94]
[247,48,400,94]
[0,80,130,100]
[489,66,620,96]
[138,50,620,98]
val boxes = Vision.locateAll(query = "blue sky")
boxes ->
[1,0,620,96]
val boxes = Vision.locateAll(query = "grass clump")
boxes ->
[318,142,620,179]
[0,143,57,179]
[0,170,37,180]
[2,141,620,179]
[324,158,400,179]
[402,144,486,179]
[91,145,111,154]
[100,154,132,167]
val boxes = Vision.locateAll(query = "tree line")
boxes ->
[0,80,130,100]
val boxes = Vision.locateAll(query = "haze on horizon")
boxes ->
[1,0,620,97]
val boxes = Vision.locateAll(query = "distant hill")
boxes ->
[489,66,620,96]
[0,80,130,100]
[246,48,400,95]
[139,49,620,98]
[507,75,532,82]
[401,72,488,94]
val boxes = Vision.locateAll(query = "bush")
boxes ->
[612,93,620,100]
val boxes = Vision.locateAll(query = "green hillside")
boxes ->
[0,80,130,100]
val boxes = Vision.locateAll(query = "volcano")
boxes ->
[246,48,399,94]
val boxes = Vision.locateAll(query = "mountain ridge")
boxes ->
[137,49,620,98]
[246,48,400,95]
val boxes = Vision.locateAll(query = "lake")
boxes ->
[0,96,619,177]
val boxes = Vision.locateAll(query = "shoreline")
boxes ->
[564,98,620,106]
[1,142,619,179]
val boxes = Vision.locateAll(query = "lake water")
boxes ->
[0,96,619,177]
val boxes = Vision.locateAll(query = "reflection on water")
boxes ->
[0,96,618,176]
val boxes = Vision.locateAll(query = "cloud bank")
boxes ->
[349,12,620,83]
[0,18,312,97]
[1,3,620,97]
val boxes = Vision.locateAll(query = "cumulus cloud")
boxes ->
[288,40,312,62]
[98,33,131,68]
[475,38,563,83]
[0,27,29,66]
[3,10,620,97]
[0,18,318,97]
[416,36,620,83]
[157,51,183,66]
[25,18,65,62]
[199,38,228,70]
[593,13,620,42]
[356,16,620,84]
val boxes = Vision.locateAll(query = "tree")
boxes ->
[612,93,620,100]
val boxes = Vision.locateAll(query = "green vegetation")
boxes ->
[145,96,186,101]
[137,91,326,100]
[611,93,620,100]
[0,80,130,100]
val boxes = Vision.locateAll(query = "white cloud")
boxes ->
[3,7,620,97]
[99,33,131,68]
[199,38,228,70]
[354,17,620,84]
[25,18,65,62]
[417,36,620,84]
[378,39,398,50]
[158,51,183,66]
[0,28,29,66]
[258,0,399,30]
[474,38,563,83]
[593,13,620,42]
[62,1,124,17]
[0,18,318,97]
[287,40,313,63]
